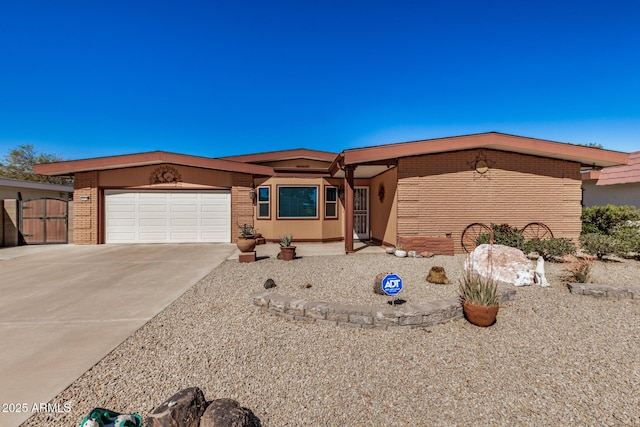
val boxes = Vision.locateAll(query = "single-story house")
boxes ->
[34,132,629,254]
[581,151,640,208]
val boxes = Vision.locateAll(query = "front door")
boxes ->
[353,186,369,241]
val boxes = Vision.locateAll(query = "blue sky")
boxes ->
[1,0,639,161]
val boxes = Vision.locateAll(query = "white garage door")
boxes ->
[105,190,231,243]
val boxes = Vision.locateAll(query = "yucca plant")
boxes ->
[458,270,499,307]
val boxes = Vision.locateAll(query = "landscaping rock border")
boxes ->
[568,283,640,299]
[250,287,516,330]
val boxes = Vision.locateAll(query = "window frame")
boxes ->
[276,185,319,219]
[324,185,339,219]
[256,185,271,219]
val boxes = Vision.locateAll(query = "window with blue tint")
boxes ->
[257,186,270,218]
[278,186,318,218]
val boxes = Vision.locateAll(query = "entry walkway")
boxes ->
[0,243,235,426]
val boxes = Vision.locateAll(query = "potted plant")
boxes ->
[279,234,296,261]
[237,223,257,253]
[458,270,500,327]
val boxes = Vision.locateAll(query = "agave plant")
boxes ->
[458,270,499,307]
[280,234,293,247]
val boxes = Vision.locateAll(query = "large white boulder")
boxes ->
[465,244,534,286]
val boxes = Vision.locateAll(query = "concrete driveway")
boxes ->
[0,243,235,426]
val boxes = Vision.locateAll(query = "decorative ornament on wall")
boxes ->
[467,151,495,179]
[378,182,385,203]
[149,165,182,185]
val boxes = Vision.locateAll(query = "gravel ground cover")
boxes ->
[23,253,640,426]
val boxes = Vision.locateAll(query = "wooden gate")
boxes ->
[19,198,68,244]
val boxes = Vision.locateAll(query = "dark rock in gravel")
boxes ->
[145,387,207,427]
[200,398,261,427]
[374,272,391,295]
[264,279,276,289]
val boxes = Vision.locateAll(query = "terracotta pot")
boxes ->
[280,246,296,261]
[462,301,499,327]
[237,237,256,253]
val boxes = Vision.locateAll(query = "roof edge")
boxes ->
[34,151,275,177]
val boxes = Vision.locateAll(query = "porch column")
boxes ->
[344,165,355,254]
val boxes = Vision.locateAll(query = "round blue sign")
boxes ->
[381,273,403,296]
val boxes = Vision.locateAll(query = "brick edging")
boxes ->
[250,287,516,330]
[568,283,640,299]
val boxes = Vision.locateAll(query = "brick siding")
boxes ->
[73,171,99,244]
[231,173,254,243]
[397,149,582,254]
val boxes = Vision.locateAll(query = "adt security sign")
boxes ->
[381,274,403,296]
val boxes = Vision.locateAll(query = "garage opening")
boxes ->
[104,190,231,243]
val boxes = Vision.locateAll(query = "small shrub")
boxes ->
[476,223,526,251]
[525,237,576,261]
[579,233,623,260]
[563,255,593,283]
[612,225,640,255]
[581,205,640,235]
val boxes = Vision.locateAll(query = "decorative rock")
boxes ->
[264,278,276,289]
[385,247,395,254]
[145,387,207,427]
[200,398,260,427]
[426,266,450,284]
[534,256,550,287]
[374,272,391,295]
[465,244,534,287]
[420,251,434,258]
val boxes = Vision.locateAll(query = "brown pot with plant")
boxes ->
[237,223,257,253]
[458,270,500,327]
[279,234,296,261]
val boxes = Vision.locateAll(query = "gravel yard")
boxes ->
[23,253,640,426]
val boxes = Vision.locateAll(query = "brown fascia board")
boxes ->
[221,148,338,163]
[34,151,275,176]
[341,132,629,168]
[328,153,344,176]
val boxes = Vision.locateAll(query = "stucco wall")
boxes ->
[397,149,582,254]
[254,176,344,242]
[369,167,397,246]
[582,180,640,208]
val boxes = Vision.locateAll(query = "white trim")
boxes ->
[257,186,270,219]
[324,185,338,218]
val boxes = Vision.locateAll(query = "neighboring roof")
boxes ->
[0,177,73,192]
[581,170,601,181]
[34,151,275,177]
[221,148,337,163]
[595,151,640,186]
[339,132,629,168]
